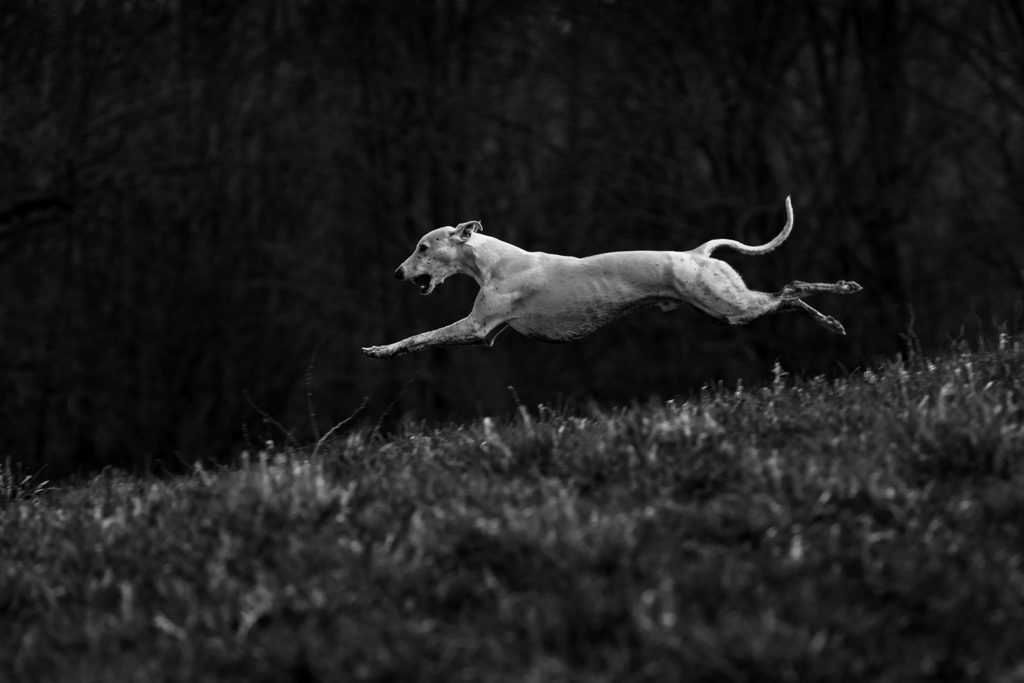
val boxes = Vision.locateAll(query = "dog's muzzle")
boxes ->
[394,265,433,293]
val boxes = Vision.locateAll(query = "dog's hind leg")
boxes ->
[780,298,847,335]
[778,280,862,299]
[702,278,860,333]
[772,279,861,335]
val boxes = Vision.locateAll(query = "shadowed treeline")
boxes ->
[1,0,1022,475]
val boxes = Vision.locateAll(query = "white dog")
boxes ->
[363,197,860,358]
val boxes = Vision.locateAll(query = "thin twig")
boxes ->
[305,339,326,441]
[313,397,369,458]
[243,391,297,448]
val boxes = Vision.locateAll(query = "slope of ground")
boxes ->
[3,336,1024,682]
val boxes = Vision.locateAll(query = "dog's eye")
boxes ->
[418,244,428,253]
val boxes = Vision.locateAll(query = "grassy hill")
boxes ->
[3,335,1024,682]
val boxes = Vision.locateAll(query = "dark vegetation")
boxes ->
[3,336,1024,681]
[2,1,1024,476]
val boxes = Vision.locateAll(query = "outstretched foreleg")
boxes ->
[362,316,507,359]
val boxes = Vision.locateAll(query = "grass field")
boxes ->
[3,335,1024,682]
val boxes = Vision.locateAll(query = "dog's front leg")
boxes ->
[362,316,494,359]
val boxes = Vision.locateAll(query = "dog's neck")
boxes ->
[459,234,529,288]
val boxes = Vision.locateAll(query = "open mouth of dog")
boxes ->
[413,274,433,294]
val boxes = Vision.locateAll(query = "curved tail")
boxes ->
[694,196,793,257]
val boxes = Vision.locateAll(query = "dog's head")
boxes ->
[393,220,482,295]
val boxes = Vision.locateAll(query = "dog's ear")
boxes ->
[452,220,483,242]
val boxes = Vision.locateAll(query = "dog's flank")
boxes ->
[362,197,862,359]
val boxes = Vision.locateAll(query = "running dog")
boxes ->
[362,197,860,358]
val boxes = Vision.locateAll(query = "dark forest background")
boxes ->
[2,0,1022,477]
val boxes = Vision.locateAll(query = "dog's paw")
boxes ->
[362,345,391,359]
[838,280,863,293]
[823,316,847,335]
[363,343,408,359]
